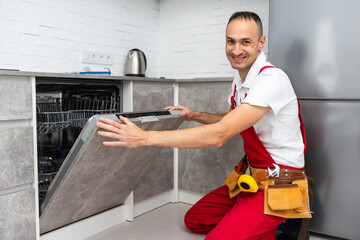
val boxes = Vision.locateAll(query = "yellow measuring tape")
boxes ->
[237,174,259,193]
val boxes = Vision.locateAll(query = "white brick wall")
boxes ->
[0,0,160,76]
[159,0,269,79]
[0,0,269,78]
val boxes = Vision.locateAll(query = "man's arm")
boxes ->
[165,105,229,124]
[96,103,270,148]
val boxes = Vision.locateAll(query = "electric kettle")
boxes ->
[124,49,147,77]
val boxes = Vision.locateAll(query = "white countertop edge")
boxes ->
[0,70,233,83]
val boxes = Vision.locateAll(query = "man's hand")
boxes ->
[96,115,148,147]
[165,105,196,121]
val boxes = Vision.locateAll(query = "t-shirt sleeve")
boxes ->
[242,69,296,116]
[227,80,236,106]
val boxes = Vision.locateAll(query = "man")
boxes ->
[97,11,309,239]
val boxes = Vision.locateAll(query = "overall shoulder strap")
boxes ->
[259,65,276,74]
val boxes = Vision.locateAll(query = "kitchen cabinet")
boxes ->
[0,71,240,239]
[178,82,244,195]
[0,75,37,240]
[132,80,244,205]
[132,81,175,203]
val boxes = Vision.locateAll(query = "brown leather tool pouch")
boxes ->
[264,178,312,219]
[267,184,303,210]
[225,167,242,198]
[225,156,248,198]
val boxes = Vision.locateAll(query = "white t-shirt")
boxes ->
[227,51,305,168]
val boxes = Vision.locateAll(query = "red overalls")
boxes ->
[184,66,307,239]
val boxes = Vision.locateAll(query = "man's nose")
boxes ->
[232,44,243,55]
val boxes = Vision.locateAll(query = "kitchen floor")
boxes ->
[86,203,204,240]
[86,203,339,240]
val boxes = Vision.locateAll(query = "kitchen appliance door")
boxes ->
[300,101,360,239]
[269,0,360,99]
[40,111,184,234]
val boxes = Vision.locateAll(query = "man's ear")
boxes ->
[258,36,266,50]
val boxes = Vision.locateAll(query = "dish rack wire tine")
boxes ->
[36,96,119,134]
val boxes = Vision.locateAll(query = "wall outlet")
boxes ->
[81,52,114,65]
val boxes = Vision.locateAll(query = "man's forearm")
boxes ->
[191,111,228,124]
[145,123,225,148]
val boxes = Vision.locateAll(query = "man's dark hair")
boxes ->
[227,11,263,38]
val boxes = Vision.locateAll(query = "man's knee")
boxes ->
[184,207,213,234]
[184,208,202,233]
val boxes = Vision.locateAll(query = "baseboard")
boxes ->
[178,190,205,204]
[134,190,173,217]
[133,189,205,217]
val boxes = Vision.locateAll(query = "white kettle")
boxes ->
[124,49,147,77]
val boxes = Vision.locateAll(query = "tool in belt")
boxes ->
[225,155,313,219]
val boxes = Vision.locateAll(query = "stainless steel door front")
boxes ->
[269,0,360,99]
[300,101,360,239]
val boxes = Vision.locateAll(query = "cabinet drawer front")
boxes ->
[0,188,36,240]
[0,126,34,189]
[0,76,32,121]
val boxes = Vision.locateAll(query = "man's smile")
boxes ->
[232,55,247,63]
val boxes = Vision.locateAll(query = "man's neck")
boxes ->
[238,51,262,83]
[239,69,250,83]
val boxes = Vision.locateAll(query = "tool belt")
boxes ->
[225,160,313,219]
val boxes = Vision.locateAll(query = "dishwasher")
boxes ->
[36,77,123,208]
[35,77,184,235]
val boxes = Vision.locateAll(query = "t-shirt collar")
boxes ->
[239,51,267,88]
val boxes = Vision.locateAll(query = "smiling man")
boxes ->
[226,12,265,81]
[96,11,311,240]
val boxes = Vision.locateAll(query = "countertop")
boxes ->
[0,70,233,83]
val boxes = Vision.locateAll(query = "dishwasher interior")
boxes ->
[36,77,123,210]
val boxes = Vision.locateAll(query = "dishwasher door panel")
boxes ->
[39,111,184,234]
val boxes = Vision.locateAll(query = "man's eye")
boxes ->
[227,39,234,44]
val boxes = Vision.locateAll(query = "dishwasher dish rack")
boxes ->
[36,96,119,134]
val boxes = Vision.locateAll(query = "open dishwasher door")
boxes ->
[39,110,184,234]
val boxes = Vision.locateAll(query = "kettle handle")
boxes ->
[130,48,147,70]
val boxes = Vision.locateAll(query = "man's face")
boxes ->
[225,19,265,79]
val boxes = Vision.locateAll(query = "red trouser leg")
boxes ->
[184,185,286,240]
[184,185,237,234]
